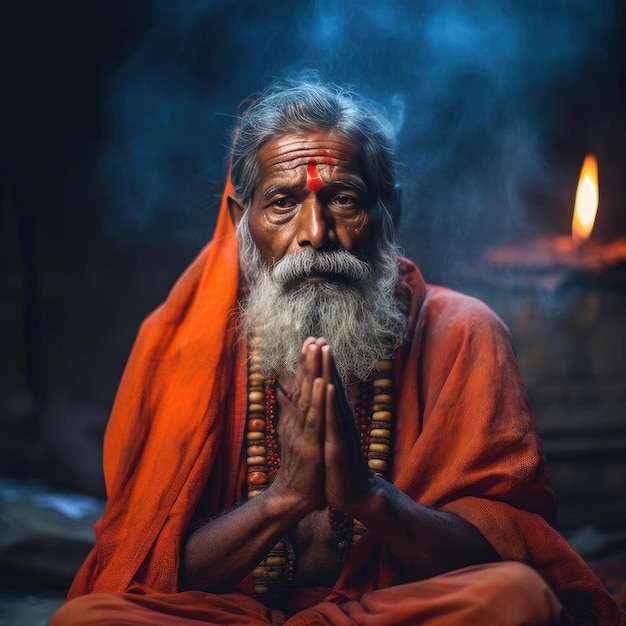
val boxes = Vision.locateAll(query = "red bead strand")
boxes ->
[246,335,394,585]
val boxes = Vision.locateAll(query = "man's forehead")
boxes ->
[257,131,361,173]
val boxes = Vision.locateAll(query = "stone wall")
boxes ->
[460,279,626,531]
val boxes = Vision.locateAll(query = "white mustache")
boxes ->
[271,250,371,286]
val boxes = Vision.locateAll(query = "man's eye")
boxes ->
[332,194,358,207]
[272,198,296,209]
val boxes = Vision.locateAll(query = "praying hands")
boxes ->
[272,337,376,517]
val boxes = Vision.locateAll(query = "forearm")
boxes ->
[182,486,307,592]
[351,477,500,581]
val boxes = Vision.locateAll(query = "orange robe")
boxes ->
[50,181,625,625]
[50,562,563,625]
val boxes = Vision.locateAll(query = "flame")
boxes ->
[571,154,599,246]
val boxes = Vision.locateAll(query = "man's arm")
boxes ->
[347,477,500,580]
[182,485,306,591]
[183,339,330,591]
[320,345,500,581]
[185,338,499,590]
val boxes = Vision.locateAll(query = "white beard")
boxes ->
[237,218,407,384]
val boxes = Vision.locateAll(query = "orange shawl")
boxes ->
[68,180,624,625]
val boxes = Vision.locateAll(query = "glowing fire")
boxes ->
[571,154,599,247]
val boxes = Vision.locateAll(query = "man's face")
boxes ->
[236,129,405,382]
[246,130,374,266]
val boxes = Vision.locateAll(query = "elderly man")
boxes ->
[49,81,624,625]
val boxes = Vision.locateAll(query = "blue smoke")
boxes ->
[98,0,617,281]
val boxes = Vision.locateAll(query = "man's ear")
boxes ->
[227,193,245,228]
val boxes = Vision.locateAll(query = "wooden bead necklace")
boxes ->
[246,337,394,593]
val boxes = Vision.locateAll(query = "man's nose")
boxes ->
[296,197,336,250]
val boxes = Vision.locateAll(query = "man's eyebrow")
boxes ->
[329,179,367,194]
[262,184,298,200]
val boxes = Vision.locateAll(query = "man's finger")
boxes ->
[308,378,327,433]
[321,344,334,386]
[294,342,323,432]
[324,383,341,441]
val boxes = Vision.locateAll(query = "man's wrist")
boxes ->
[263,481,315,522]
[346,474,387,522]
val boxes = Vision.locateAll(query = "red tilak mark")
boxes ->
[322,156,333,165]
[307,160,322,192]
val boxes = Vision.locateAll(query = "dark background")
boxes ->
[2,0,625,498]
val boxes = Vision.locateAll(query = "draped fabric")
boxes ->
[63,180,625,626]
[51,562,564,625]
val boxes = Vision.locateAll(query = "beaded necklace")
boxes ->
[246,337,394,594]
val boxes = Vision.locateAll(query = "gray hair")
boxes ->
[229,79,401,246]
